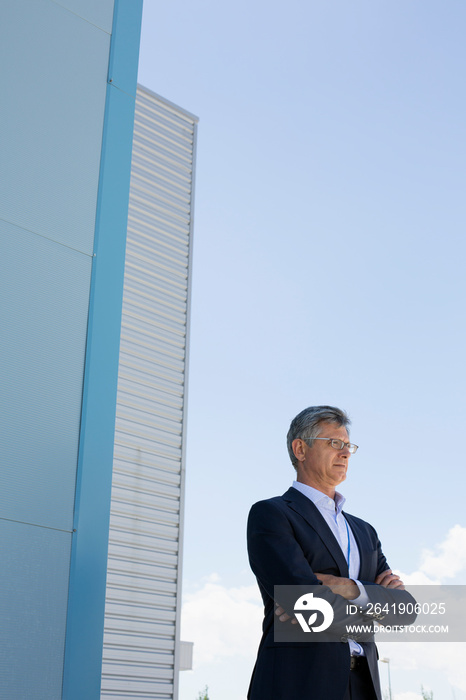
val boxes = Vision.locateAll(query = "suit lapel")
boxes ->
[282,487,349,577]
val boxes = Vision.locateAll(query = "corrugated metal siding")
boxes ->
[101,86,197,699]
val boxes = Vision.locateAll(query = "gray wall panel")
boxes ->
[0,0,110,255]
[0,520,72,700]
[0,221,92,530]
[0,0,137,697]
[102,87,198,698]
[53,0,115,33]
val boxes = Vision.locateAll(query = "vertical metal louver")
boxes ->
[101,86,198,699]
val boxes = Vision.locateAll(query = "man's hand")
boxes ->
[275,568,405,624]
[314,573,360,600]
[375,568,405,590]
[275,603,297,624]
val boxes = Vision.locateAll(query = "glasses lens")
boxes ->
[329,439,358,453]
[330,439,344,450]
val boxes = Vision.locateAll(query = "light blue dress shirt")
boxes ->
[292,481,368,655]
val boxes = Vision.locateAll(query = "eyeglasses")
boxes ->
[303,437,359,454]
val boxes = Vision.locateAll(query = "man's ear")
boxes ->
[292,438,306,463]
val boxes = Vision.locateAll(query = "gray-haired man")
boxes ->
[247,405,415,700]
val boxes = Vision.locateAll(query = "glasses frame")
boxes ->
[303,437,359,454]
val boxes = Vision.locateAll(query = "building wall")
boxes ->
[0,2,142,698]
[101,86,198,700]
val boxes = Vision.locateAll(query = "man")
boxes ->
[247,406,415,700]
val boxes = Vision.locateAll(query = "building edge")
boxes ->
[62,2,144,698]
[172,115,199,700]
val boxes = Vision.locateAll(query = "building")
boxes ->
[1,3,196,698]
[102,86,197,699]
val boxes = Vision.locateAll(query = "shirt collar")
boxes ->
[292,480,346,515]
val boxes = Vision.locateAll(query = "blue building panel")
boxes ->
[53,0,115,33]
[0,221,92,531]
[0,520,72,700]
[0,0,110,255]
[0,0,143,696]
[62,2,144,698]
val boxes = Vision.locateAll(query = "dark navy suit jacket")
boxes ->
[247,487,416,700]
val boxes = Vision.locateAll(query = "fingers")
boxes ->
[275,604,297,624]
[375,568,392,585]
[386,578,405,590]
[375,569,405,589]
[275,605,290,621]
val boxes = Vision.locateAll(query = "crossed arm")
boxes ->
[275,569,405,623]
[247,499,415,630]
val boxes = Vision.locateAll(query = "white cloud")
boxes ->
[419,525,466,581]
[395,571,441,586]
[394,693,423,700]
[378,641,466,693]
[395,524,466,585]
[180,526,466,691]
[382,527,466,695]
[180,578,263,666]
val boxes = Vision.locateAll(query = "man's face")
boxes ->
[293,421,352,496]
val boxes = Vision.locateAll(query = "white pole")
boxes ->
[380,657,393,700]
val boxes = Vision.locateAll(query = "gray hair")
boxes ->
[286,406,351,469]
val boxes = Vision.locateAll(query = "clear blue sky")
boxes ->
[137,2,466,698]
